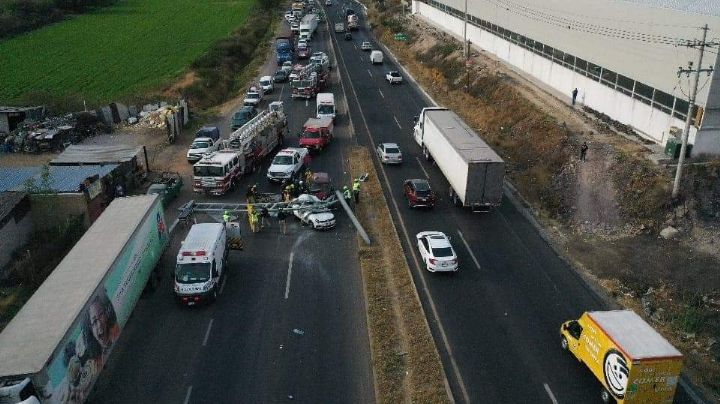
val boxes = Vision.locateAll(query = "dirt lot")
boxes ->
[366,3,720,398]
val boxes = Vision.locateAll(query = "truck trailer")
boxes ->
[561,310,683,403]
[299,14,318,40]
[0,195,169,404]
[413,107,504,211]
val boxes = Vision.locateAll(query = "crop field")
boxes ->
[0,0,255,105]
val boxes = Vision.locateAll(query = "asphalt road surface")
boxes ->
[324,1,701,403]
[88,15,374,404]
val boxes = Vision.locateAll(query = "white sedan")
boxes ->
[385,71,403,84]
[416,231,458,272]
[290,194,336,230]
[376,142,403,164]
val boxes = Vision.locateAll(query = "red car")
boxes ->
[403,178,436,208]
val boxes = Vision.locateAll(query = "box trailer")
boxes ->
[0,195,169,403]
[561,310,683,403]
[413,107,504,211]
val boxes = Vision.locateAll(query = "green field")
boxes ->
[0,0,255,104]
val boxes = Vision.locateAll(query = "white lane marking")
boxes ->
[305,99,309,107]
[544,383,559,404]
[284,251,295,299]
[378,89,385,99]
[393,115,402,129]
[415,157,430,179]
[183,385,193,404]
[331,30,467,404]
[457,230,481,270]
[202,319,214,346]
[219,277,227,295]
[367,69,373,77]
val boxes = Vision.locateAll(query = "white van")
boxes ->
[370,50,383,64]
[316,93,336,121]
[175,223,228,305]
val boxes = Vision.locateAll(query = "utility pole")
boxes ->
[672,24,717,198]
[462,0,469,58]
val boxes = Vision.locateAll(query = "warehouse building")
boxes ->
[412,0,720,155]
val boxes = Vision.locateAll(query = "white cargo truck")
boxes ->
[413,107,505,211]
[0,195,169,403]
[299,14,318,40]
[175,223,228,306]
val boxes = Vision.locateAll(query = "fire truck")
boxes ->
[290,63,328,99]
[299,117,334,151]
[225,101,288,174]
[192,150,243,196]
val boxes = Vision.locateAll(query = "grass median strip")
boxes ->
[349,146,450,404]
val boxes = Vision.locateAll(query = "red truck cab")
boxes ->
[299,117,334,151]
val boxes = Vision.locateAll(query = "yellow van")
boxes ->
[560,310,683,403]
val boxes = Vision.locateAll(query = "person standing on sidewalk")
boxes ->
[572,88,579,106]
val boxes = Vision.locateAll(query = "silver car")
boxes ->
[376,142,403,164]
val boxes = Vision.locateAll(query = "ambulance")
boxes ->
[560,310,683,403]
[174,223,228,305]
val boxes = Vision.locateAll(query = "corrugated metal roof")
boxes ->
[621,0,719,16]
[0,165,117,193]
[50,145,142,166]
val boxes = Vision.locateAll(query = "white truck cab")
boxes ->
[316,93,336,121]
[267,147,309,182]
[175,223,228,305]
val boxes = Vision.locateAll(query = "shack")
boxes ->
[50,144,149,191]
[0,106,45,134]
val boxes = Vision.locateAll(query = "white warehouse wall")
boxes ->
[414,1,697,146]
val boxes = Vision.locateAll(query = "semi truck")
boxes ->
[299,14,318,41]
[561,310,683,403]
[275,36,294,65]
[0,195,169,404]
[413,107,505,211]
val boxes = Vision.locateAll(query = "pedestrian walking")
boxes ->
[304,168,313,185]
[352,178,361,204]
[260,206,270,228]
[572,88,579,106]
[277,209,287,235]
[580,141,588,161]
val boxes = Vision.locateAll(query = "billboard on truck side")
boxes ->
[0,195,168,404]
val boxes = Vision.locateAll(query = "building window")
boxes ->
[587,62,601,80]
[674,98,689,120]
[601,69,617,88]
[617,75,634,96]
[552,48,564,63]
[543,45,554,59]
[634,81,654,105]
[563,53,575,68]
[534,41,544,54]
[575,58,587,74]
[653,90,674,113]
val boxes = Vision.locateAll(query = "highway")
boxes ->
[88,2,702,403]
[324,1,698,403]
[88,16,374,404]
